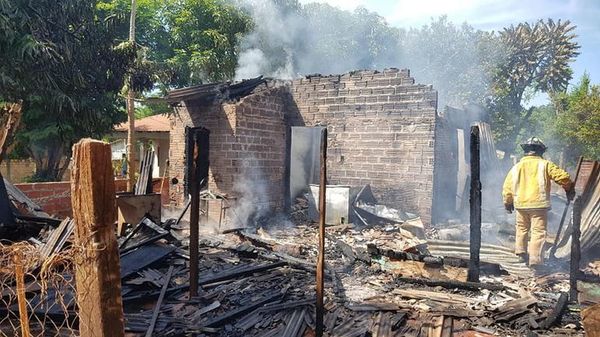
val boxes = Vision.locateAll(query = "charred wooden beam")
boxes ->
[570,197,582,302]
[468,125,482,283]
[145,265,175,337]
[316,127,327,337]
[394,276,505,291]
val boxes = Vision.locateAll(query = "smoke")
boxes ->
[233,1,399,81]
[233,2,496,108]
[230,155,271,227]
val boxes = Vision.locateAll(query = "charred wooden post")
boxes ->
[468,125,481,283]
[187,127,210,298]
[570,197,582,302]
[71,139,124,337]
[189,135,200,298]
[316,128,327,337]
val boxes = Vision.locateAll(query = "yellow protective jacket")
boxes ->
[502,155,571,209]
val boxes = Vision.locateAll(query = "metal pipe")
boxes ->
[468,125,481,283]
[316,128,327,337]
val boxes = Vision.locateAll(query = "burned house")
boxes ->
[166,69,441,225]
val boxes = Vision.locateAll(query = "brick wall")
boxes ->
[290,69,438,224]
[14,182,71,218]
[15,178,170,219]
[169,86,289,224]
[169,68,440,224]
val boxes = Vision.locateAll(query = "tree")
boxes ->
[552,74,600,161]
[100,0,252,89]
[489,19,580,153]
[0,0,132,181]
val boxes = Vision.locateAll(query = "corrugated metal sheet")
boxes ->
[427,239,532,277]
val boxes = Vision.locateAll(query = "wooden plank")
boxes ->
[71,139,124,337]
[393,289,474,305]
[493,295,537,322]
[394,276,505,291]
[145,265,175,337]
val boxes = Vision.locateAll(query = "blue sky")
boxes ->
[300,0,600,102]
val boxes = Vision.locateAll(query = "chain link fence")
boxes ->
[0,241,80,337]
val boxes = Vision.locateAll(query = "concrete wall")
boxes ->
[290,69,438,224]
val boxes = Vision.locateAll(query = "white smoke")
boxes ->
[233,1,495,108]
[230,156,270,227]
[234,1,301,80]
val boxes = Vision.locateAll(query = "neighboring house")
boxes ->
[112,114,170,178]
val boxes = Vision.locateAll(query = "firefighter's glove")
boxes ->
[566,187,576,201]
[504,203,514,214]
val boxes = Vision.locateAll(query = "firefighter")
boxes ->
[502,137,575,271]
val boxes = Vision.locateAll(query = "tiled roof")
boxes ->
[114,114,170,133]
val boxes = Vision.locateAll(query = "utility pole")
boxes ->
[126,0,137,192]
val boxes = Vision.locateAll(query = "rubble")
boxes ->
[0,180,596,337]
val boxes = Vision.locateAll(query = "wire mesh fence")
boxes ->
[0,241,80,337]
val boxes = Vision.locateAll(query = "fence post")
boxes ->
[13,250,30,337]
[71,139,124,337]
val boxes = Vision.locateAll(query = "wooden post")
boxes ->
[126,0,137,192]
[14,251,30,337]
[189,134,200,298]
[570,197,582,302]
[316,128,327,337]
[71,139,124,337]
[467,125,481,283]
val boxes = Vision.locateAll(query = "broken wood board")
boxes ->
[392,289,475,306]
[382,259,467,282]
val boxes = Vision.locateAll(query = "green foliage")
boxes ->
[0,0,131,181]
[552,74,600,161]
[100,0,252,89]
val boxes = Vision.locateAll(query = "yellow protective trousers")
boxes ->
[515,209,548,265]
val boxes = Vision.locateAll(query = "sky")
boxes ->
[299,0,600,104]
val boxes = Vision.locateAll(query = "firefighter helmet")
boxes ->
[520,137,547,154]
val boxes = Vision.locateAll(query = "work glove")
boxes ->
[566,187,576,201]
[504,203,514,214]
